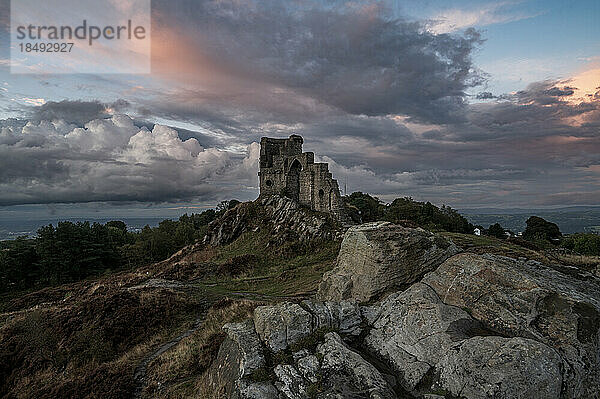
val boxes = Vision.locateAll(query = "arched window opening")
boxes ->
[286,159,302,201]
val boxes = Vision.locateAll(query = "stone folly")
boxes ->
[258,135,345,221]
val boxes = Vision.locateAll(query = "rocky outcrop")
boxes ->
[317,222,459,302]
[317,332,396,398]
[363,283,480,391]
[204,196,343,247]
[206,319,279,399]
[363,282,565,398]
[207,299,375,399]
[300,300,362,337]
[254,303,313,352]
[253,300,363,353]
[207,223,600,399]
[261,196,344,242]
[208,287,571,398]
[422,253,600,398]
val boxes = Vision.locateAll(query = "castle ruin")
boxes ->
[258,135,346,221]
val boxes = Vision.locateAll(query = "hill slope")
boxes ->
[1,196,598,398]
[0,196,342,398]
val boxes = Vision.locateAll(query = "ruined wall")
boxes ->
[258,135,346,221]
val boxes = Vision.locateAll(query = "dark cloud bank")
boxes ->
[1,0,599,207]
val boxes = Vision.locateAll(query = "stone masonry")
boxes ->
[258,135,346,221]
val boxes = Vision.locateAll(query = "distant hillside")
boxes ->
[460,206,600,234]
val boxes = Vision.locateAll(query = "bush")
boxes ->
[343,192,385,223]
[384,197,473,233]
[562,233,600,256]
[487,223,505,239]
[343,193,473,233]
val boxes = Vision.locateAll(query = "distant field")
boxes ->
[460,206,600,234]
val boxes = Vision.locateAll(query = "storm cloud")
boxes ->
[28,99,130,126]
[0,0,598,208]
[150,0,485,124]
[0,115,259,205]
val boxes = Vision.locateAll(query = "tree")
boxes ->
[0,237,39,292]
[523,216,561,241]
[106,220,127,232]
[344,192,385,223]
[487,223,505,239]
[1,203,235,294]
[384,198,473,233]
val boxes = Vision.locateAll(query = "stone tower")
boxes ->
[258,135,346,221]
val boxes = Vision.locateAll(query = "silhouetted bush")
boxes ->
[523,216,561,241]
[344,193,473,233]
[487,223,506,239]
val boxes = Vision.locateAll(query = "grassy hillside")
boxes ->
[0,202,341,399]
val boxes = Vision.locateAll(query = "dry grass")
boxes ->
[142,298,260,398]
[551,253,600,271]
[0,279,207,399]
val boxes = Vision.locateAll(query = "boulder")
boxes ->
[317,332,397,399]
[437,336,562,399]
[254,302,312,352]
[236,380,280,399]
[317,222,459,302]
[221,320,267,379]
[206,320,278,399]
[274,364,309,399]
[422,253,600,398]
[364,283,480,390]
[300,300,362,337]
[296,354,320,383]
[253,300,363,353]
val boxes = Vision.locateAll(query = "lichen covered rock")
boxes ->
[207,240,600,399]
[274,364,309,399]
[300,300,362,337]
[206,319,278,399]
[254,302,313,352]
[317,332,396,399]
[422,253,600,397]
[437,336,563,399]
[317,222,459,302]
[364,283,479,390]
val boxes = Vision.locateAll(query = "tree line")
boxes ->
[0,200,240,294]
[2,193,597,295]
[483,217,599,256]
[343,192,600,256]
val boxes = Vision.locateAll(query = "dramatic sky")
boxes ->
[0,0,599,220]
